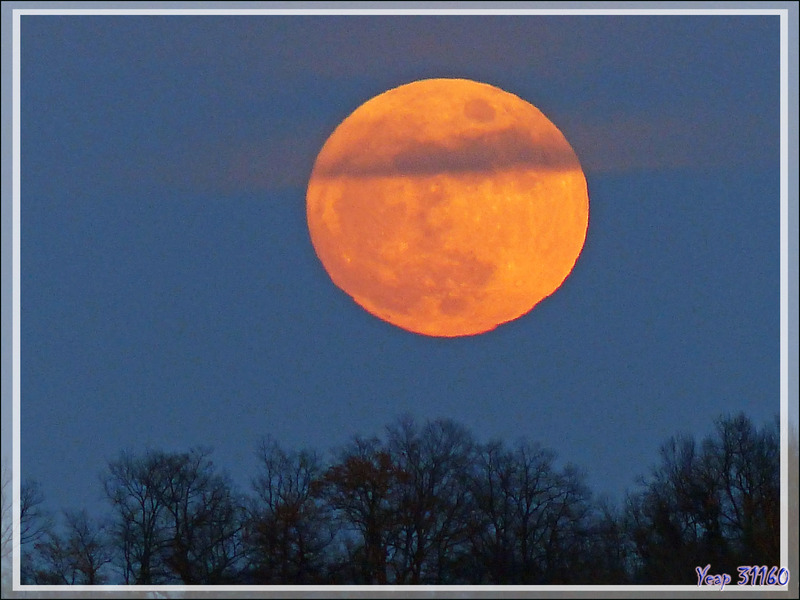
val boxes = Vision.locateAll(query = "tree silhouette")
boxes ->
[705,414,779,564]
[576,499,633,584]
[20,479,48,548]
[103,447,243,584]
[385,416,475,583]
[103,450,172,584]
[625,413,780,583]
[1,462,12,596]
[318,436,407,584]
[30,509,112,584]
[19,478,51,585]
[242,437,334,583]
[465,439,592,584]
[10,411,783,586]
[1,462,11,564]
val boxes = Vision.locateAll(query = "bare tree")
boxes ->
[1,461,11,596]
[538,463,593,583]
[625,433,725,582]
[1,461,10,563]
[242,437,334,583]
[156,450,245,584]
[703,413,779,564]
[385,416,475,583]
[103,447,244,584]
[575,498,634,584]
[20,479,48,547]
[3,411,784,587]
[30,509,113,584]
[103,449,172,584]
[19,478,52,584]
[625,413,780,583]
[466,439,591,584]
[318,436,407,584]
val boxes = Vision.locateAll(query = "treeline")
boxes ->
[15,412,780,585]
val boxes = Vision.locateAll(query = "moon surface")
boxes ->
[306,78,589,337]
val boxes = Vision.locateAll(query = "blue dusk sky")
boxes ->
[6,10,790,518]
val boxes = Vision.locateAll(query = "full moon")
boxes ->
[306,78,589,337]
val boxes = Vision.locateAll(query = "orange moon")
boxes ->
[306,78,589,337]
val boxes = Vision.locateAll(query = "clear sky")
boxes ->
[12,12,785,517]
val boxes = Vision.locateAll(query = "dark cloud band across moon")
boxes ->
[315,126,582,178]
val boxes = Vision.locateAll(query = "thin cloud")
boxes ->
[145,105,776,195]
[315,127,581,178]
[564,108,777,175]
